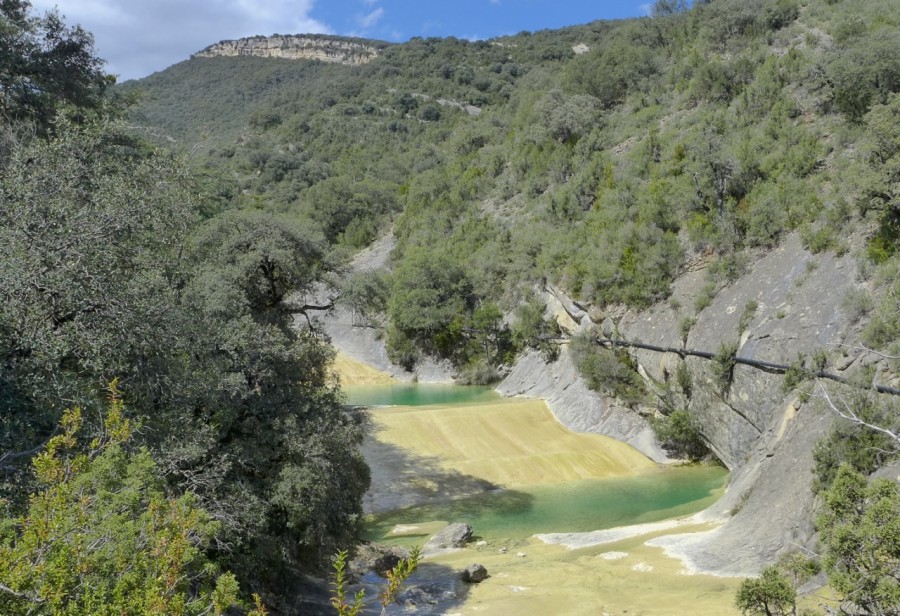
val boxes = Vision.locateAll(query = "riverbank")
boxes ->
[423,533,741,616]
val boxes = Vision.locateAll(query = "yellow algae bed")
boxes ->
[369,398,655,488]
[334,351,396,386]
[334,354,742,614]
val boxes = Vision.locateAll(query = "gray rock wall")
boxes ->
[620,234,856,469]
[498,233,874,573]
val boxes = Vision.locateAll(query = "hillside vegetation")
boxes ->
[123,1,900,610]
[125,0,898,378]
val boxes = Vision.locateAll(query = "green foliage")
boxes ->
[190,208,331,313]
[763,0,800,31]
[735,566,797,616]
[570,333,647,406]
[817,465,900,614]
[329,547,420,616]
[676,361,694,399]
[0,392,265,616]
[0,115,369,610]
[652,0,689,17]
[776,552,820,588]
[652,409,709,460]
[511,293,560,360]
[858,95,900,263]
[712,341,739,396]
[738,300,759,334]
[0,1,111,128]
[341,270,390,326]
[564,29,660,108]
[532,90,600,143]
[679,316,696,346]
[116,0,900,378]
[841,288,874,324]
[695,282,718,313]
[379,546,421,614]
[385,325,419,371]
[782,354,811,393]
[734,551,820,616]
[0,116,198,472]
[824,29,900,121]
[330,551,364,616]
[812,393,899,493]
[388,248,474,359]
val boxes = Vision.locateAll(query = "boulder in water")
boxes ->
[460,564,489,583]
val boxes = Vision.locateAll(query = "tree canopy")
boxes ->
[0,0,110,127]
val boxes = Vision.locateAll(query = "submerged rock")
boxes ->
[460,564,489,583]
[425,522,473,552]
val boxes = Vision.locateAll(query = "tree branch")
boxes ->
[831,343,900,361]
[816,381,900,447]
[0,582,44,605]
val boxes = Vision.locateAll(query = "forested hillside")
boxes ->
[2,0,899,613]
[125,0,898,383]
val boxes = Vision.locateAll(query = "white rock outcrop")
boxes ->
[194,34,384,65]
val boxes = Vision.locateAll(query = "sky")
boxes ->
[29,0,651,82]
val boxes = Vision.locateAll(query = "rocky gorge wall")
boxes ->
[326,229,889,574]
[505,232,894,574]
[194,35,385,65]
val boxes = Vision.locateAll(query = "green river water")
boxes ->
[349,384,728,545]
[345,383,498,407]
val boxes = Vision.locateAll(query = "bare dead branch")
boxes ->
[831,343,900,361]
[816,381,900,447]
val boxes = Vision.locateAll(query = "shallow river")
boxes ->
[347,383,728,546]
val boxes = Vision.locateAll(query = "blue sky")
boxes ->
[30,1,649,81]
[320,1,649,41]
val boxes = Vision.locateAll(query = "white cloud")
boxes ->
[639,3,653,15]
[29,0,332,81]
[356,7,384,29]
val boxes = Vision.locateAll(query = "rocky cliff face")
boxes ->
[502,232,889,575]
[619,234,858,470]
[194,35,385,65]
